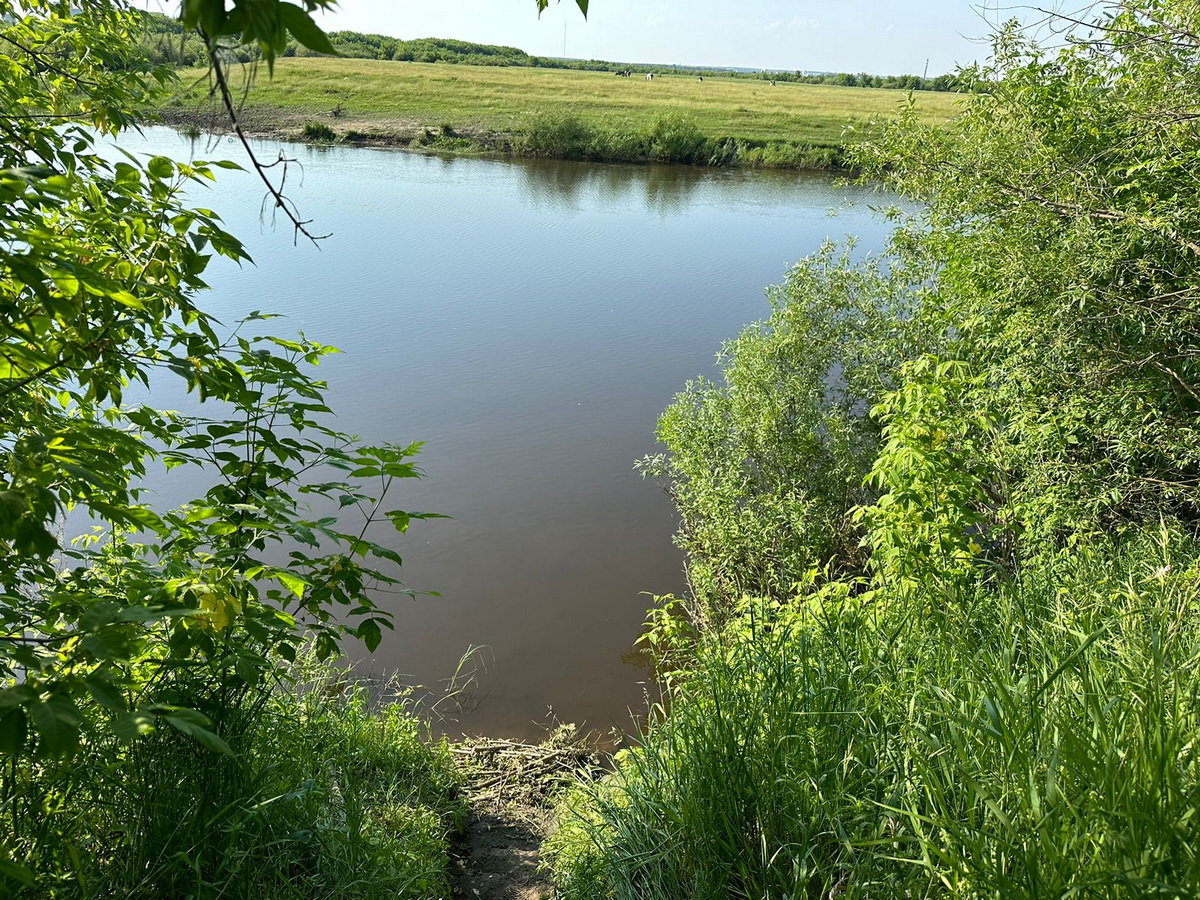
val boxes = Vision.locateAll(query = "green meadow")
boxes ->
[171,56,961,166]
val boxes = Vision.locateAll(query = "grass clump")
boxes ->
[520,111,608,160]
[301,120,337,141]
[646,112,707,164]
[3,661,466,899]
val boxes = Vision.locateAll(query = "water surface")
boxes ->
[118,129,898,738]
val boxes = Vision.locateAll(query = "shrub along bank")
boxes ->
[516,110,849,168]
[548,3,1200,897]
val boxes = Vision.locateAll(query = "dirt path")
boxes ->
[448,729,606,900]
[450,812,555,900]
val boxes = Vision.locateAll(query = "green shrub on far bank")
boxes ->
[518,109,852,169]
[739,139,847,169]
[547,532,1200,898]
[2,661,466,899]
[520,111,608,159]
[646,112,706,164]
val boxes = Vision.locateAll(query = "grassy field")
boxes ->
[170,57,961,167]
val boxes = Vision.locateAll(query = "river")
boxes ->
[115,128,900,739]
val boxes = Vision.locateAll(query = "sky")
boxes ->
[322,1,997,75]
[141,1,1005,76]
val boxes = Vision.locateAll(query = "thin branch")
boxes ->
[0,31,101,89]
[1035,5,1200,50]
[203,37,329,247]
[973,168,1200,258]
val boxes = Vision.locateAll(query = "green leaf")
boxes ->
[80,601,123,632]
[84,677,127,713]
[0,709,28,755]
[0,686,37,711]
[358,618,382,653]
[536,0,588,17]
[147,156,175,180]
[163,709,235,756]
[0,858,35,888]
[113,162,141,185]
[114,709,157,741]
[278,3,337,55]
[81,628,134,661]
[276,571,309,599]
[28,696,84,758]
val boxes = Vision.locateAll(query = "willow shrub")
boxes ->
[546,531,1200,899]
[856,6,1200,544]
[639,242,938,624]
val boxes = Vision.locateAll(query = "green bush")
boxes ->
[646,112,707,164]
[520,110,602,159]
[641,242,937,622]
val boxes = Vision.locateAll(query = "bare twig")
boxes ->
[202,35,329,246]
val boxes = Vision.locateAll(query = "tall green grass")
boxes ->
[546,530,1200,898]
[2,660,466,899]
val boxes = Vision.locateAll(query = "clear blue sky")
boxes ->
[321,1,996,76]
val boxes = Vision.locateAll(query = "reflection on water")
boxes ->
[518,158,707,215]
[113,128,902,740]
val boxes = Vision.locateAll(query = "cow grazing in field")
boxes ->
[698,76,703,82]
[646,72,654,80]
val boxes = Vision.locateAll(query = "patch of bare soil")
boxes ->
[451,813,553,900]
[449,728,607,900]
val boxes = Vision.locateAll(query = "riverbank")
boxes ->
[163,56,960,170]
[159,105,852,169]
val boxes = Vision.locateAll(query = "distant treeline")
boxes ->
[138,13,958,92]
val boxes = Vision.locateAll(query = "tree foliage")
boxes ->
[651,0,1200,621]
[644,242,941,617]
[859,2,1200,548]
[0,4,452,890]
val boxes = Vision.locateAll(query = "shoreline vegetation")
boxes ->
[9,1,1200,898]
[159,57,961,171]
